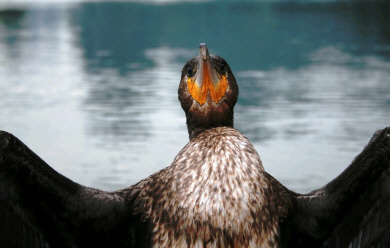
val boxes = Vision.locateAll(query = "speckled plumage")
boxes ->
[119,127,291,247]
[0,44,390,248]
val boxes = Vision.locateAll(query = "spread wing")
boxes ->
[0,131,149,248]
[280,127,390,247]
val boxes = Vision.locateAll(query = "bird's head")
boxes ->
[179,43,239,140]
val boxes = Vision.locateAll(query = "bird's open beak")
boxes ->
[187,43,228,106]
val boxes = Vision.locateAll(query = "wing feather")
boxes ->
[280,127,390,248]
[0,131,146,247]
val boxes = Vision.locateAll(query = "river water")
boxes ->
[0,1,389,192]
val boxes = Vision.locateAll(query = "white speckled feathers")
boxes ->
[123,127,290,247]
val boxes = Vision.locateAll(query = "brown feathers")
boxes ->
[122,127,292,247]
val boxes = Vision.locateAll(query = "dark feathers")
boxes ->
[0,131,149,248]
[1,45,390,247]
[1,127,389,247]
[279,127,390,247]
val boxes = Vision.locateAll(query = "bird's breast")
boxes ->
[149,127,281,247]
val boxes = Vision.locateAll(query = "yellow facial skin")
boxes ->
[187,68,228,106]
[187,44,228,106]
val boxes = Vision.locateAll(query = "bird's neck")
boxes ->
[187,121,234,140]
[186,107,234,140]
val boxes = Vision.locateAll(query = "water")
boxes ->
[0,1,389,193]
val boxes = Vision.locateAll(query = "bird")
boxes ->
[0,43,389,248]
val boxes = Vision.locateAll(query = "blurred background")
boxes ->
[0,0,389,193]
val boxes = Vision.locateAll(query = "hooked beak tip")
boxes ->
[199,43,208,61]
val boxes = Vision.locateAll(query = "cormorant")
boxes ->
[0,43,389,247]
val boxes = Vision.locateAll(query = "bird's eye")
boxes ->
[186,66,195,77]
[220,63,227,74]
